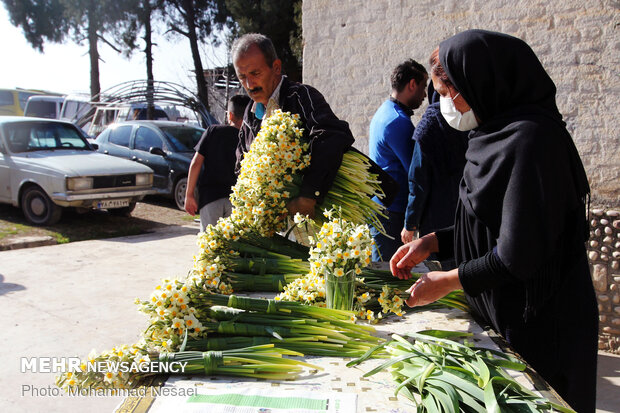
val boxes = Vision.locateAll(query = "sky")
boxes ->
[0,5,228,95]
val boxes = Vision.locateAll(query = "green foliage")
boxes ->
[3,0,140,98]
[2,0,67,51]
[3,0,135,51]
[161,0,232,108]
[224,0,303,81]
[348,331,576,413]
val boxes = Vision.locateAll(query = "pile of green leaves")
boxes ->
[184,293,382,358]
[348,330,574,413]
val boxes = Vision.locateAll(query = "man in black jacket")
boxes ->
[232,33,355,218]
[184,95,250,231]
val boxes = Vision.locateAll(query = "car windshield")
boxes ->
[160,126,204,152]
[4,121,90,153]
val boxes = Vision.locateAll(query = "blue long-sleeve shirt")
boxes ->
[369,99,415,213]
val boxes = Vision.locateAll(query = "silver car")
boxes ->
[0,117,155,225]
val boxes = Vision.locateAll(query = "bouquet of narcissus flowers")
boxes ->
[308,209,374,311]
[137,263,232,352]
[308,209,374,279]
[231,110,310,236]
[231,110,389,238]
[56,342,151,392]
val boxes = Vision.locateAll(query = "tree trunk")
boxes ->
[87,2,101,102]
[143,0,155,119]
[183,0,209,113]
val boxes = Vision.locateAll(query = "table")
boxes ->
[114,263,569,413]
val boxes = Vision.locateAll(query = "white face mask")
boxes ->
[440,93,479,131]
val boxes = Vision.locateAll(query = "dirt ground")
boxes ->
[0,195,197,248]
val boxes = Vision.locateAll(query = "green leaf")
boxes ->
[425,385,459,413]
[421,391,442,413]
[362,352,420,377]
[345,340,388,367]
[483,376,502,413]
[418,329,473,340]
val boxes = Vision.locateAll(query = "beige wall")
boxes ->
[302,0,620,205]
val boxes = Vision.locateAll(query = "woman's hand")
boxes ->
[401,227,414,244]
[405,269,462,307]
[390,233,438,280]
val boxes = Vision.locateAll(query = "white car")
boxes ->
[0,117,155,225]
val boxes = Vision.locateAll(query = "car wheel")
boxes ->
[174,177,187,210]
[21,186,62,225]
[108,202,137,217]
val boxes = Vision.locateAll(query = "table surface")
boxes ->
[114,263,568,413]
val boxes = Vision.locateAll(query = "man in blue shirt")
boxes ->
[369,59,428,261]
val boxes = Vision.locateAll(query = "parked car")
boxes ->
[0,117,155,225]
[88,103,170,137]
[24,95,66,119]
[95,121,205,210]
[0,88,45,116]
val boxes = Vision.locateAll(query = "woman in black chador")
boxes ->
[390,29,598,412]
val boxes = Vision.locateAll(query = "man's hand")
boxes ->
[390,233,439,280]
[286,196,316,218]
[401,228,415,244]
[405,269,462,307]
[184,194,198,216]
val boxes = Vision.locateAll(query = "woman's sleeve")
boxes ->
[458,248,515,296]
[434,226,455,260]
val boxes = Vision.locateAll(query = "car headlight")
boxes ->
[66,177,93,191]
[135,173,153,186]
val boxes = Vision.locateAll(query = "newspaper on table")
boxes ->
[150,387,356,413]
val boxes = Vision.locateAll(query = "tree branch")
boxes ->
[98,34,122,53]
[166,24,189,38]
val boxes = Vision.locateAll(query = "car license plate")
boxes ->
[96,199,130,209]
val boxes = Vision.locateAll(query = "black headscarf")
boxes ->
[439,30,590,283]
[427,82,440,105]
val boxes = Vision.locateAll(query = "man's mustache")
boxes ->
[249,87,263,94]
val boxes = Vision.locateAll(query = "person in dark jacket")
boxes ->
[232,33,354,218]
[402,85,469,250]
[184,95,250,231]
[390,30,597,412]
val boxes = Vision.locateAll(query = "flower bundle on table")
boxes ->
[307,209,374,279]
[277,211,402,319]
[137,261,232,352]
[56,342,150,392]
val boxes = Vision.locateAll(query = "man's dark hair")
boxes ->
[228,94,251,119]
[391,59,427,92]
[231,33,279,67]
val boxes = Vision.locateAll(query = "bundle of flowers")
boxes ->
[137,263,232,351]
[277,269,468,322]
[230,109,388,237]
[231,110,310,236]
[56,342,150,392]
[306,209,374,279]
[183,300,382,357]
[56,342,322,391]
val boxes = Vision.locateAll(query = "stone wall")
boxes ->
[302,0,620,351]
[302,0,619,205]
[590,207,620,353]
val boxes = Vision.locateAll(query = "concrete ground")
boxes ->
[0,224,618,413]
[0,224,200,413]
